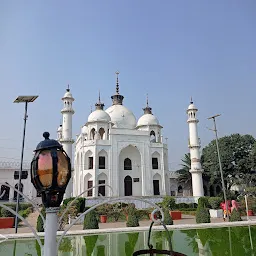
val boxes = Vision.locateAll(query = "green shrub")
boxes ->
[197,197,210,209]
[176,203,189,209]
[36,208,46,232]
[208,197,222,210]
[230,209,242,222]
[18,208,32,224]
[245,187,256,196]
[162,196,176,210]
[178,208,197,212]
[19,203,33,211]
[162,208,173,225]
[196,208,211,223]
[63,197,76,206]
[136,209,150,220]
[1,208,15,217]
[181,210,197,216]
[77,198,86,212]
[63,197,86,213]
[126,207,139,227]
[83,209,99,229]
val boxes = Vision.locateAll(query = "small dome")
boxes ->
[187,103,197,111]
[63,90,73,98]
[88,109,111,123]
[81,126,88,134]
[105,105,136,129]
[137,114,159,127]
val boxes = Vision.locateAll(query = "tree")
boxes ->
[202,134,255,189]
[175,153,192,184]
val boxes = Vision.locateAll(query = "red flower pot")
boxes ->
[0,217,14,229]
[248,210,254,216]
[100,215,107,223]
[169,211,182,220]
[149,213,158,220]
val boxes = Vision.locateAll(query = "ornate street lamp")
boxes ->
[31,132,71,256]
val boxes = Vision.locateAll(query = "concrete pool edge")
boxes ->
[3,220,256,240]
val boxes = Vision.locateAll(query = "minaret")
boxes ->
[187,98,204,197]
[60,85,75,198]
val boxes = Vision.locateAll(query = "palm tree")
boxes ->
[175,153,192,184]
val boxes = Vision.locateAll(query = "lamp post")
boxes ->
[31,132,71,256]
[208,114,229,221]
[13,95,38,233]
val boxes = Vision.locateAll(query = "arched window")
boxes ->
[90,128,96,140]
[124,158,132,170]
[14,183,24,201]
[99,128,105,140]
[150,131,156,142]
[178,185,183,194]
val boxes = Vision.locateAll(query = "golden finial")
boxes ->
[190,96,193,104]
[115,71,120,94]
[146,93,149,107]
[67,84,70,92]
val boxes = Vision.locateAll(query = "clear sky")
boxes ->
[0,1,255,171]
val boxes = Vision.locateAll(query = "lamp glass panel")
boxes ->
[57,151,69,187]
[37,150,53,188]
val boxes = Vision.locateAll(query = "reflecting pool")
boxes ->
[0,225,255,255]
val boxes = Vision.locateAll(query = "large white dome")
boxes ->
[88,109,111,123]
[105,105,136,129]
[137,114,159,127]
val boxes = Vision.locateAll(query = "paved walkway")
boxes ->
[1,214,255,235]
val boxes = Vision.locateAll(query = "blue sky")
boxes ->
[0,1,255,170]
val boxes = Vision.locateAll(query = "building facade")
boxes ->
[67,74,170,198]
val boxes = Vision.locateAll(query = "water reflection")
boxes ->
[0,226,255,255]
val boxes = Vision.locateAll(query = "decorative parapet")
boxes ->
[61,108,75,114]
[59,138,75,144]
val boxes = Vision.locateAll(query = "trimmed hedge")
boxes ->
[198,197,210,209]
[196,208,210,223]
[126,205,139,227]
[36,208,46,232]
[163,208,173,225]
[230,209,242,222]
[83,209,99,229]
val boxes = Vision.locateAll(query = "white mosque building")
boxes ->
[56,72,206,200]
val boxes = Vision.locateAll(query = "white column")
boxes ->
[44,207,59,256]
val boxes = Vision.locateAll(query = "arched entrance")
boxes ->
[0,183,10,201]
[124,176,132,196]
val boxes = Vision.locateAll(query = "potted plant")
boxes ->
[96,204,110,223]
[0,207,15,229]
[162,196,181,220]
[208,197,223,218]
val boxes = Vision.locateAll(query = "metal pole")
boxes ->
[245,194,250,221]
[14,101,28,233]
[211,116,229,221]
[44,207,59,256]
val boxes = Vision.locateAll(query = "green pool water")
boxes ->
[0,225,255,255]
